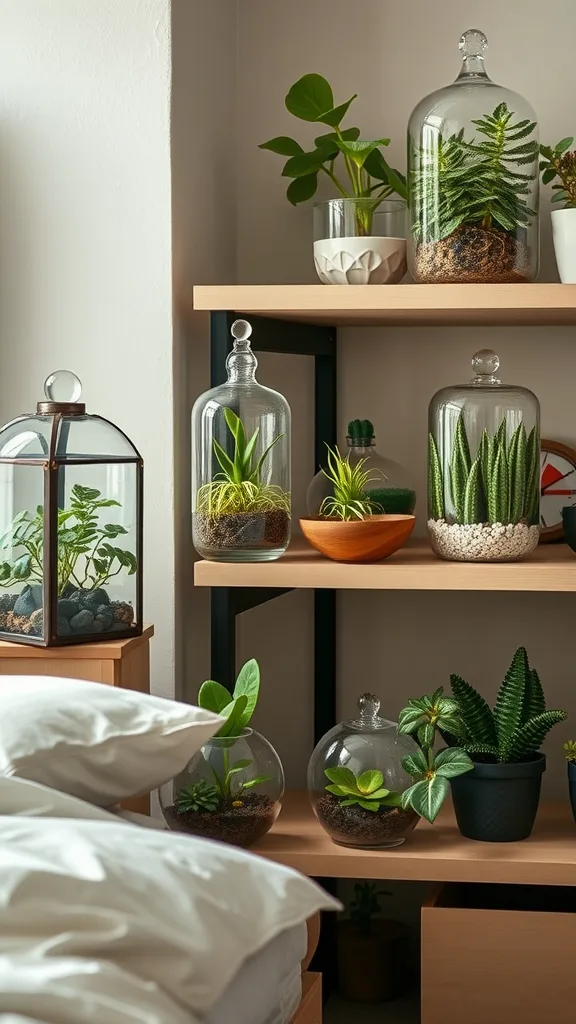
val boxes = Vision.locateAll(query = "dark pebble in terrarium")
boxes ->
[316,794,418,848]
[13,584,43,617]
[69,609,95,633]
[195,509,289,551]
[163,793,278,848]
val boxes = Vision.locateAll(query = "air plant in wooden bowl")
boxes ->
[299,445,415,563]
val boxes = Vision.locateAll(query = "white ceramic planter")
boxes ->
[551,208,576,283]
[313,235,407,285]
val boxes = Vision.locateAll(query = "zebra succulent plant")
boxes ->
[446,647,567,764]
[428,414,539,526]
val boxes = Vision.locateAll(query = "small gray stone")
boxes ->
[28,584,43,611]
[57,599,78,620]
[14,586,37,618]
[91,587,109,606]
[91,619,104,633]
[57,619,72,636]
[70,609,95,632]
[0,594,16,613]
[95,604,114,630]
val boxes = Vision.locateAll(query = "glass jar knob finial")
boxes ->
[471,349,501,384]
[459,28,488,58]
[357,692,381,725]
[225,319,257,381]
[44,370,82,403]
[231,319,252,343]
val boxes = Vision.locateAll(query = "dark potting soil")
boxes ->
[163,793,278,848]
[317,794,418,848]
[194,509,289,551]
[0,585,135,638]
[414,225,530,284]
[365,488,416,516]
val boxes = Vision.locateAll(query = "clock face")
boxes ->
[540,446,576,534]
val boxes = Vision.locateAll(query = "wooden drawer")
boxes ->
[422,883,576,1024]
[290,972,322,1024]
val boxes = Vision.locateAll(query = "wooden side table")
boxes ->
[0,625,154,814]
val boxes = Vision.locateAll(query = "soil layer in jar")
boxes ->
[365,488,416,515]
[316,794,418,848]
[194,509,289,550]
[414,225,530,283]
[163,793,278,848]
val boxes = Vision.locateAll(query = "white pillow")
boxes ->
[0,675,223,804]
[0,816,340,1014]
[0,775,167,829]
[0,956,194,1024]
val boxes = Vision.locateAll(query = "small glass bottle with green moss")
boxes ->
[307,419,416,517]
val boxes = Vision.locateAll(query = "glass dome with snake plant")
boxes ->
[407,28,539,283]
[191,319,291,562]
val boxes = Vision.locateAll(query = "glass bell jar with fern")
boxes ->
[307,419,416,517]
[307,693,419,850]
[428,349,540,562]
[407,28,539,283]
[191,319,291,562]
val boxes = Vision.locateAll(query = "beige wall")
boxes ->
[236,0,576,797]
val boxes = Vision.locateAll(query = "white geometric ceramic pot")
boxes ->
[313,198,407,286]
[551,208,576,283]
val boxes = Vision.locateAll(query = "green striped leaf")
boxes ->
[508,422,527,523]
[450,673,497,746]
[494,648,529,758]
[428,433,444,520]
[462,457,483,524]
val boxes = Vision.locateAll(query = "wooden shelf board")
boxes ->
[253,790,576,886]
[194,284,576,327]
[0,624,154,659]
[194,538,576,592]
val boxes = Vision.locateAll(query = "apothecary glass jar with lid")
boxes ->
[191,319,291,562]
[307,693,419,849]
[0,370,142,646]
[307,419,416,516]
[407,29,539,283]
[428,350,540,562]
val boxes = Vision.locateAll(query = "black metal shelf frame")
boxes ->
[209,311,337,743]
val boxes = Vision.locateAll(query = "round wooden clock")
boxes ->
[540,439,576,542]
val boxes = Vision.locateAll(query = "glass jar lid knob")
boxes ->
[357,692,381,724]
[225,319,258,383]
[231,319,252,343]
[470,349,501,385]
[459,28,487,58]
[38,370,86,415]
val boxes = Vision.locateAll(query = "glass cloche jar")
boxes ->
[307,419,416,516]
[308,693,419,849]
[160,728,284,848]
[0,370,142,646]
[428,349,540,562]
[192,319,291,562]
[407,29,539,283]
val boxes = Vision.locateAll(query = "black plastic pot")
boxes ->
[450,754,545,842]
[568,762,576,826]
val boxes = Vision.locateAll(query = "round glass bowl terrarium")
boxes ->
[160,728,284,848]
[191,319,291,562]
[428,350,540,562]
[407,29,539,283]
[0,370,142,646]
[313,199,407,285]
[308,693,419,849]
[307,419,416,517]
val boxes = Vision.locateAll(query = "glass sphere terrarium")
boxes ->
[428,349,540,562]
[160,729,284,848]
[308,693,419,849]
[407,28,539,283]
[307,419,416,516]
[192,319,291,562]
[0,371,142,646]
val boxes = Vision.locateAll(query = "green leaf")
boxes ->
[241,774,272,789]
[417,722,435,749]
[402,777,449,823]
[428,433,444,520]
[397,705,426,734]
[541,167,556,185]
[356,769,384,795]
[230,758,252,771]
[12,554,32,581]
[363,149,408,199]
[523,667,546,723]
[556,137,574,154]
[218,693,248,737]
[335,138,390,169]
[508,422,527,524]
[401,750,428,777]
[287,173,318,205]
[0,562,12,582]
[285,73,334,122]
[433,747,474,778]
[315,127,360,155]
[450,673,497,746]
[508,710,567,762]
[241,428,259,473]
[316,95,357,127]
[259,136,304,156]
[213,438,236,480]
[198,678,233,714]
[233,658,260,729]
[362,787,392,800]
[325,766,357,789]
[103,523,129,537]
[493,647,529,758]
[325,784,348,797]
[358,799,381,812]
[462,456,483,525]
[282,150,326,178]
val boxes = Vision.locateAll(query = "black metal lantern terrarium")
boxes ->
[0,371,143,646]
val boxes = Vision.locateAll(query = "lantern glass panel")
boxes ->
[56,416,139,459]
[0,417,52,459]
[0,463,45,641]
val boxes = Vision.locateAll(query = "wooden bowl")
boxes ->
[299,514,415,563]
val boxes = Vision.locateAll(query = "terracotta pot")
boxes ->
[336,918,411,1003]
[299,514,415,563]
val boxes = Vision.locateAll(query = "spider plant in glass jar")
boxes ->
[259,74,407,284]
[300,445,415,563]
[160,660,284,848]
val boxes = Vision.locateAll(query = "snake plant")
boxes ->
[428,414,539,525]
